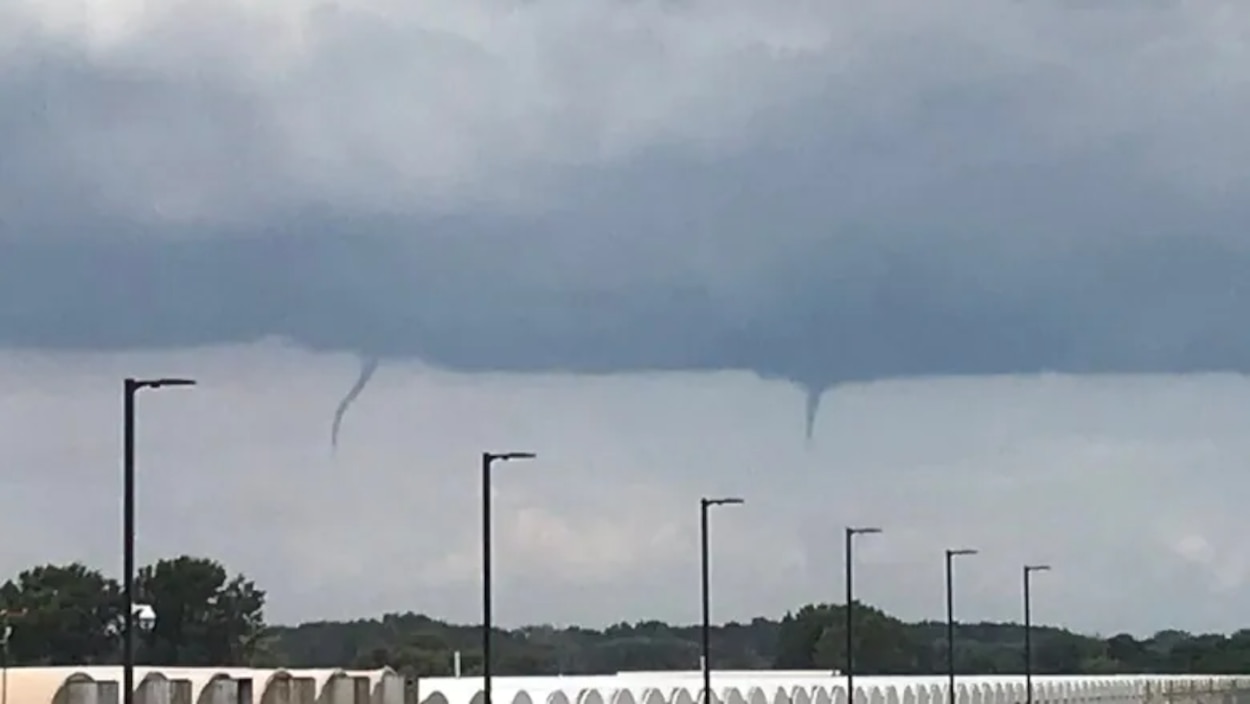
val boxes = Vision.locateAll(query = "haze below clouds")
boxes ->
[1,1,1249,632]
[3,344,1250,635]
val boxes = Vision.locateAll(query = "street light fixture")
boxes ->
[845,527,882,703]
[481,451,536,704]
[123,377,195,704]
[1023,565,1051,704]
[944,548,978,704]
[700,497,744,704]
[133,604,157,632]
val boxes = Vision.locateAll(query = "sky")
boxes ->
[1,0,1250,636]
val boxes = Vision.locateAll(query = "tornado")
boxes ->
[330,356,380,453]
[803,385,823,446]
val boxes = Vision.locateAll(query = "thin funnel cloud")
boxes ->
[803,386,823,446]
[330,356,380,453]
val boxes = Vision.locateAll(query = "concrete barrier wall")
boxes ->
[204,678,243,704]
[412,675,1250,704]
[16,668,1250,704]
[63,678,103,704]
[8,667,398,704]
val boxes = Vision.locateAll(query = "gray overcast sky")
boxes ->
[1,0,1250,633]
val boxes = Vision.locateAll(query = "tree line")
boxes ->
[5,556,1250,678]
[0,557,265,666]
[279,605,1250,678]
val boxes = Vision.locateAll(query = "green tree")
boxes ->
[774,603,916,674]
[1106,633,1146,671]
[774,605,831,669]
[0,563,120,665]
[135,556,266,666]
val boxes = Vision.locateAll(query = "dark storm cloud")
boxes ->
[2,0,1249,435]
[5,170,1249,381]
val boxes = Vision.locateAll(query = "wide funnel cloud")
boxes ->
[2,1,1249,441]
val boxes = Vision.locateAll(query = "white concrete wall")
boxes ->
[3,666,398,704]
[412,674,1250,704]
[64,678,103,704]
[14,667,1250,704]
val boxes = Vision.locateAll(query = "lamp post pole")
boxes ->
[945,548,978,704]
[1024,564,1051,704]
[701,497,744,704]
[123,377,195,704]
[481,451,536,704]
[845,527,882,704]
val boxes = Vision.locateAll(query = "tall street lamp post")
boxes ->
[481,451,536,704]
[701,497,744,704]
[1024,564,1051,704]
[845,527,882,704]
[945,548,978,704]
[123,377,195,704]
